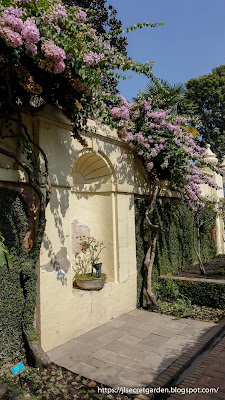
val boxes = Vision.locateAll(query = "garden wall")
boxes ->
[0,105,224,354]
[0,106,151,353]
[35,106,150,351]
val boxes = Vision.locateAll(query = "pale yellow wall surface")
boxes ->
[37,107,138,351]
[40,274,136,351]
[70,191,115,281]
[200,166,225,254]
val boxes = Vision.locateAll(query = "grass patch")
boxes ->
[75,273,106,280]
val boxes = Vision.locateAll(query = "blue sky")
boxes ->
[106,0,225,102]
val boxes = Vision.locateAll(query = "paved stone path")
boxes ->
[168,334,225,400]
[47,309,214,389]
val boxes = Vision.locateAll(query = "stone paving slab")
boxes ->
[47,310,215,389]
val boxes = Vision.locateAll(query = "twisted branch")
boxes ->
[0,114,51,208]
[0,144,45,210]
[143,174,160,310]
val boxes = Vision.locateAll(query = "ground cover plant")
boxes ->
[0,363,135,400]
[154,301,225,323]
[152,274,225,322]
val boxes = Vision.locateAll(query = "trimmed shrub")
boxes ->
[157,277,225,309]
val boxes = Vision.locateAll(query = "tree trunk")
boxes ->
[143,181,160,310]
[193,217,205,275]
[21,209,52,367]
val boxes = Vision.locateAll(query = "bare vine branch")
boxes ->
[0,144,45,210]
[143,180,160,310]
[5,116,52,206]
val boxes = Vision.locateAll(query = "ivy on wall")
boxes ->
[135,198,217,308]
[0,187,36,363]
[0,188,29,258]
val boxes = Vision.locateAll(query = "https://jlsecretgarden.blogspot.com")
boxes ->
[97,385,220,396]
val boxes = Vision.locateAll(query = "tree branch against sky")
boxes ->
[105,0,225,102]
[62,0,128,94]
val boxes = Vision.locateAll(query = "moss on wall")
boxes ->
[135,198,217,308]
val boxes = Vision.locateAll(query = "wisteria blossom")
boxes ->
[0,0,156,82]
[25,43,37,56]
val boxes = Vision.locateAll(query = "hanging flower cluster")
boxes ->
[0,0,156,78]
[0,0,159,142]
[108,95,224,209]
[41,39,66,73]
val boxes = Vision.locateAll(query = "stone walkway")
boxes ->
[47,309,214,389]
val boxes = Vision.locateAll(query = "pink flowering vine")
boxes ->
[110,94,224,210]
[21,18,40,43]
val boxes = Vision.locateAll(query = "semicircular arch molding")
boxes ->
[72,149,116,185]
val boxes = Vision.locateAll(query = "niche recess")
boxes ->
[71,150,117,282]
[72,150,113,184]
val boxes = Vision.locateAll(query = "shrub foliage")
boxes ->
[135,198,217,307]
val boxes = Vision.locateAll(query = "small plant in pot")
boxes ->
[73,236,106,290]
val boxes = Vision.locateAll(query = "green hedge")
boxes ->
[0,188,31,362]
[135,198,217,308]
[157,277,225,309]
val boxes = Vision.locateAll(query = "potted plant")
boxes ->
[73,236,106,290]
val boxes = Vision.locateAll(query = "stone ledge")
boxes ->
[160,275,225,284]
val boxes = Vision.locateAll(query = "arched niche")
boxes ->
[70,150,117,283]
[72,150,114,185]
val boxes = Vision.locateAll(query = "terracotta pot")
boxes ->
[75,275,106,291]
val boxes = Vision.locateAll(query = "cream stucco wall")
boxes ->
[37,106,140,351]
[200,166,225,254]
